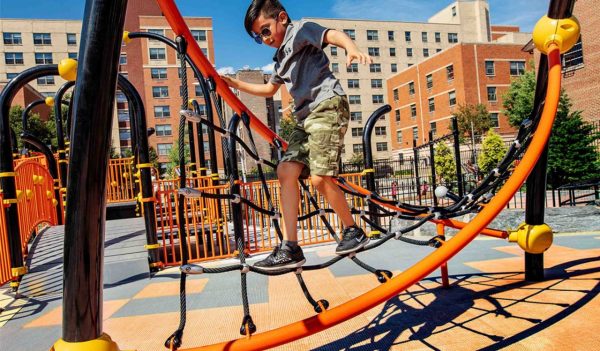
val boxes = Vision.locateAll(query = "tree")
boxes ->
[278,115,296,142]
[166,143,190,177]
[148,146,160,170]
[9,105,55,149]
[478,129,507,174]
[503,67,600,187]
[454,103,492,149]
[434,142,457,187]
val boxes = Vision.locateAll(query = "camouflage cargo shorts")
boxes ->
[280,95,349,178]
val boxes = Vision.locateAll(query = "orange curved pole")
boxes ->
[178,46,562,351]
[156,0,288,150]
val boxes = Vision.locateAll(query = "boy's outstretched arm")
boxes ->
[324,30,373,67]
[220,75,280,98]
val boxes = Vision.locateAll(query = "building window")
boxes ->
[389,48,396,57]
[435,32,441,43]
[426,74,433,89]
[408,81,415,95]
[487,87,497,102]
[446,65,454,80]
[331,63,339,73]
[393,88,399,101]
[353,144,363,154]
[405,31,411,42]
[348,79,360,88]
[195,84,203,96]
[367,30,379,41]
[368,47,380,57]
[149,48,166,60]
[40,92,55,98]
[371,79,383,89]
[147,29,164,40]
[562,39,584,72]
[347,63,358,73]
[33,33,52,45]
[157,143,172,156]
[117,109,129,121]
[428,97,435,112]
[151,68,168,79]
[120,53,127,65]
[372,95,384,104]
[391,63,398,73]
[370,63,381,73]
[66,33,77,46]
[191,30,207,41]
[330,46,338,56]
[406,48,413,57]
[388,31,395,41]
[116,92,127,103]
[351,127,364,137]
[37,76,55,85]
[154,105,171,118]
[68,52,77,59]
[375,126,387,136]
[395,109,400,122]
[349,95,361,104]
[5,52,24,65]
[422,32,428,42]
[155,124,173,136]
[423,48,430,57]
[350,111,362,122]
[485,61,495,76]
[510,61,525,76]
[3,32,22,45]
[152,86,169,98]
[396,130,403,143]
[343,29,356,40]
[35,53,53,64]
[410,104,417,119]
[430,122,437,137]
[119,128,131,140]
[449,91,457,106]
[7,73,18,80]
[448,33,458,43]
[413,127,419,141]
[376,142,388,152]
[490,113,499,128]
[452,6,457,16]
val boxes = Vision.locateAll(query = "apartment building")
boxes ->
[0,19,82,96]
[292,0,529,161]
[387,42,532,157]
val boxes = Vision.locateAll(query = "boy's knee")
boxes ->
[277,163,300,182]
[311,175,328,190]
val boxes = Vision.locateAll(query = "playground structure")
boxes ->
[0,0,586,350]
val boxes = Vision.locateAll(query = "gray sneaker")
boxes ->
[254,246,305,271]
[335,226,369,255]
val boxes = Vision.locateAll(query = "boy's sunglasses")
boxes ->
[252,27,272,44]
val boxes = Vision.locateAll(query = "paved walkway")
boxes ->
[1,221,599,350]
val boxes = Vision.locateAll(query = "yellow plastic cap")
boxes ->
[58,58,78,81]
[508,223,553,254]
[533,15,581,54]
[122,31,132,45]
[45,96,55,107]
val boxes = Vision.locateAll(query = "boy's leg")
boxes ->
[277,162,304,242]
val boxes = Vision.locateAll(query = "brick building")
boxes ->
[387,42,532,156]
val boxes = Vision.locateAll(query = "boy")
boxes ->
[221,0,372,271]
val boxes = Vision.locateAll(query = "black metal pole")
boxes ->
[428,130,438,206]
[192,100,207,175]
[21,99,46,132]
[0,64,58,289]
[413,140,422,205]
[452,117,464,197]
[61,0,127,343]
[117,74,160,269]
[54,81,76,189]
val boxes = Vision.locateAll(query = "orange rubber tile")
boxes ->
[24,299,129,328]
[133,279,208,299]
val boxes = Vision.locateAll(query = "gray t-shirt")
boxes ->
[269,20,345,121]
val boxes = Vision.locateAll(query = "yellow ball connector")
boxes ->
[58,58,78,81]
[45,96,55,107]
[508,223,553,254]
[533,15,581,54]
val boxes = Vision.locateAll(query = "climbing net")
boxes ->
[155,24,538,351]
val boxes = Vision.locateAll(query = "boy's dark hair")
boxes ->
[244,0,289,37]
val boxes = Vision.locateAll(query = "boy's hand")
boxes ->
[346,50,372,67]
[220,75,238,89]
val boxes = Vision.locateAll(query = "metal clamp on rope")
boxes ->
[0,172,17,178]
[361,168,375,176]
[396,211,403,218]
[180,109,201,123]
[433,212,442,220]
[256,159,264,166]
[295,267,303,275]
[514,140,522,149]
[272,212,281,220]
[365,194,371,201]
[178,187,203,199]
[241,264,250,274]
[466,194,474,201]
[428,207,434,214]
[181,264,204,275]
[144,244,160,250]
[319,209,326,216]
[231,194,241,204]
[484,193,494,201]
[492,168,500,177]
[360,210,366,216]
[394,231,404,240]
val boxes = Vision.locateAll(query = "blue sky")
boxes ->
[1,0,548,72]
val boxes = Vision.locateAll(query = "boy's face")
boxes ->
[251,11,288,48]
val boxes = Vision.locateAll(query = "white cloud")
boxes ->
[261,62,276,74]
[217,66,235,75]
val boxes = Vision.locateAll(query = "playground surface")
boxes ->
[1,216,599,351]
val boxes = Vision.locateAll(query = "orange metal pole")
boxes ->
[178,45,562,351]
[437,223,450,288]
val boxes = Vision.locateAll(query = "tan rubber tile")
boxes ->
[132,279,208,299]
[24,299,129,328]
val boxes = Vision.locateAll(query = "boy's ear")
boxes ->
[278,11,289,25]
